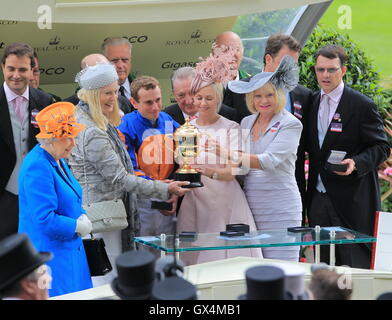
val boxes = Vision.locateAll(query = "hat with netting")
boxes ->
[75,62,118,90]
[228,55,299,94]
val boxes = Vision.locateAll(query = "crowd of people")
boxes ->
[0,29,389,299]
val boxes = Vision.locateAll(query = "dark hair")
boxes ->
[315,45,347,66]
[1,42,35,68]
[263,34,301,64]
[131,75,160,102]
[308,269,352,300]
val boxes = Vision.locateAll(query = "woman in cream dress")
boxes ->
[177,54,262,265]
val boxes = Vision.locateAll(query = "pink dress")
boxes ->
[177,116,262,265]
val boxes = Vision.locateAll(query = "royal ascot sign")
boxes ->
[0,16,236,105]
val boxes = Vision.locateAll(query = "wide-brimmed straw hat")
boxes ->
[36,102,85,139]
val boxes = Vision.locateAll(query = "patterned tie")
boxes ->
[319,94,331,137]
[119,86,126,98]
[13,96,25,123]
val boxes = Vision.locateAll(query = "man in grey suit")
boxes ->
[0,42,53,239]
[164,67,237,124]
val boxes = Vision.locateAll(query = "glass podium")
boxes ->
[134,227,376,266]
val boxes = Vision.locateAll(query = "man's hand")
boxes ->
[334,158,356,176]
[159,195,178,216]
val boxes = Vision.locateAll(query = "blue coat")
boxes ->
[18,144,92,297]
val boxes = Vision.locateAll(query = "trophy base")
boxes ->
[175,172,204,188]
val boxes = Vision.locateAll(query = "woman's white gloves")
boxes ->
[75,214,92,237]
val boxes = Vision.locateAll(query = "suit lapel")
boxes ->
[309,93,322,151]
[0,85,16,155]
[177,107,185,123]
[55,158,82,199]
[289,91,294,114]
[253,112,284,153]
[27,88,42,150]
[43,148,81,199]
[320,87,354,154]
[59,159,82,199]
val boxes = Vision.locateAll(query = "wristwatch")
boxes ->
[211,172,218,180]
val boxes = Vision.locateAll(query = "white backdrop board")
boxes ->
[372,211,392,271]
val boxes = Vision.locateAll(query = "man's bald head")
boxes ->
[213,31,244,73]
[80,53,109,69]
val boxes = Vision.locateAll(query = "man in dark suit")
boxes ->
[306,45,390,269]
[30,51,61,102]
[0,42,53,240]
[260,34,313,222]
[102,37,134,101]
[164,66,237,124]
[63,53,134,115]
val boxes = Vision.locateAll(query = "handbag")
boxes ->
[83,233,112,276]
[81,130,128,233]
[83,199,128,233]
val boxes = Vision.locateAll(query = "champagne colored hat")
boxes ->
[36,102,85,139]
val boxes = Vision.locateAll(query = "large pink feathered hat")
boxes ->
[190,44,238,95]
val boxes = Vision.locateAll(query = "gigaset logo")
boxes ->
[161,61,197,70]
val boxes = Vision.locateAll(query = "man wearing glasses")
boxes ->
[306,44,390,269]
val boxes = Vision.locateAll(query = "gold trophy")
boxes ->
[173,119,204,188]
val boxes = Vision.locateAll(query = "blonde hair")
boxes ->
[195,82,224,112]
[245,81,286,114]
[78,86,121,130]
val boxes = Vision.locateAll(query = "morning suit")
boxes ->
[289,85,313,223]
[18,145,92,297]
[0,85,52,239]
[241,110,303,261]
[163,103,237,125]
[306,85,390,268]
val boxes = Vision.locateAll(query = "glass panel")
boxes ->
[233,6,305,75]
[134,227,376,253]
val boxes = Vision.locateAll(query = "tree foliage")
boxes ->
[298,25,392,120]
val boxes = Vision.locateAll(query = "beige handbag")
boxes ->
[81,131,128,233]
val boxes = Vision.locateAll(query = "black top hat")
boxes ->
[0,233,52,291]
[239,265,286,300]
[377,292,392,300]
[111,250,156,300]
[151,277,197,300]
